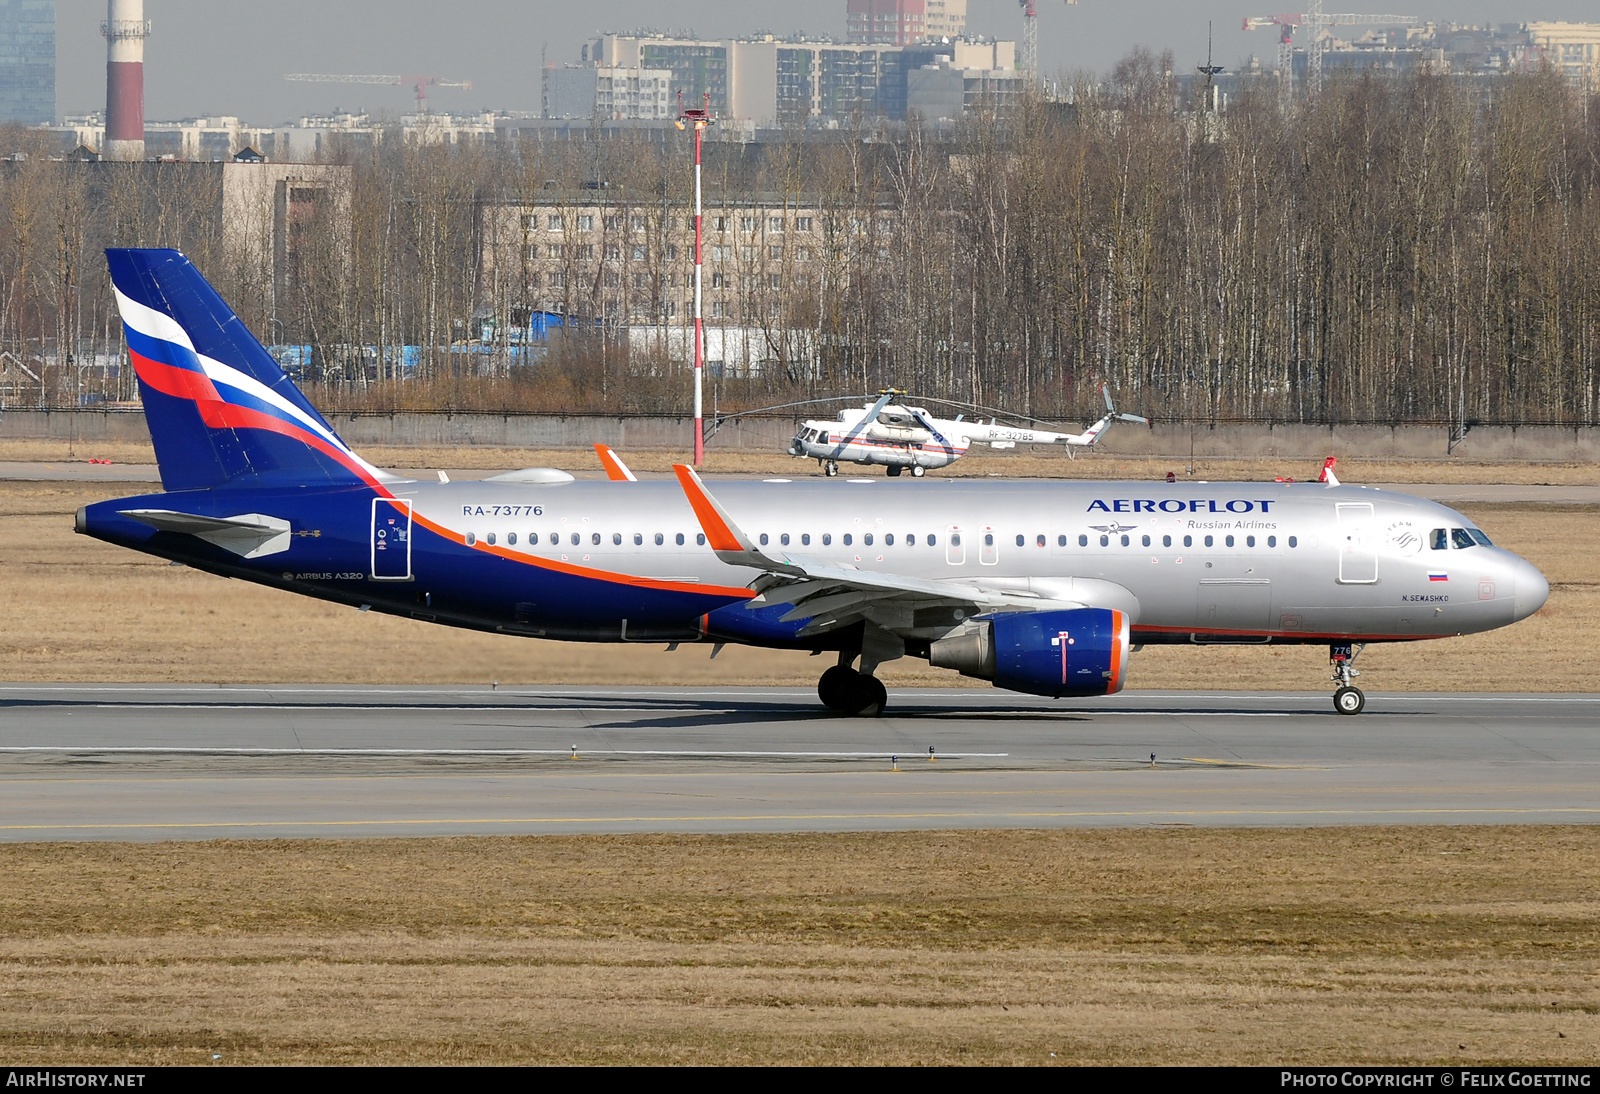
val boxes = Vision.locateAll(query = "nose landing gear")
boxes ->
[1331,642,1366,715]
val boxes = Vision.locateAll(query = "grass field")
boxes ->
[1,480,1593,690]
[0,827,1594,1065]
[3,436,1599,484]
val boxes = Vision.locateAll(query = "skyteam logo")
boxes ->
[1088,498,1276,514]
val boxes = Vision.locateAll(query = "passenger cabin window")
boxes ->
[633,534,642,545]
[1288,536,1298,548]
[675,533,685,545]
[592,533,601,546]
[1079,534,1088,546]
[884,534,894,546]
[1036,534,1046,548]
[1162,535,1172,547]
[950,533,960,546]
[1015,534,1025,547]
[1225,535,1235,547]
[530,533,539,545]
[864,533,874,546]
[843,534,853,546]
[508,533,517,546]
[1099,535,1109,546]
[612,533,622,545]
[1267,536,1277,547]
[1058,535,1068,547]
[1204,535,1214,547]
[486,533,495,545]
[697,533,706,546]
[1120,535,1130,546]
[822,533,832,545]
[1142,535,1151,547]
[800,534,810,546]
[465,532,476,546]
[654,533,664,545]
[1184,535,1193,547]
[1246,535,1255,547]
[760,533,769,546]
[571,533,580,546]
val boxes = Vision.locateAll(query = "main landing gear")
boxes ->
[884,464,926,478]
[1330,642,1366,715]
[818,654,888,716]
[822,460,840,477]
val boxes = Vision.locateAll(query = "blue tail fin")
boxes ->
[108,248,382,491]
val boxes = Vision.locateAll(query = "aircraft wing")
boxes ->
[120,509,293,559]
[672,465,1102,638]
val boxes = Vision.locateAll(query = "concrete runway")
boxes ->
[0,685,1595,840]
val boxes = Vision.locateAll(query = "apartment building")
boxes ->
[484,194,898,375]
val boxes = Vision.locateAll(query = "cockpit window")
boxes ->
[1467,528,1493,547]
[1451,527,1477,549]
[1430,528,1448,550]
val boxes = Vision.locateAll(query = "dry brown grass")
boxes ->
[2,481,1594,690]
[0,827,1594,1064]
[2,436,1597,484]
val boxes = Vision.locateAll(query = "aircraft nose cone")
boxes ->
[1511,556,1550,622]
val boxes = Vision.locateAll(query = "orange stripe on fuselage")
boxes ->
[407,509,753,600]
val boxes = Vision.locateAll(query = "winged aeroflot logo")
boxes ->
[1088,522,1139,535]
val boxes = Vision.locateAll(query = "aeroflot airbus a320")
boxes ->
[79,250,1549,715]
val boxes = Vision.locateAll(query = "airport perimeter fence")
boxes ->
[7,407,1600,463]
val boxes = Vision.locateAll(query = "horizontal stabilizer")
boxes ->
[120,509,292,559]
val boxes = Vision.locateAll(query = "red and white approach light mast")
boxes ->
[102,0,149,161]
[676,94,713,466]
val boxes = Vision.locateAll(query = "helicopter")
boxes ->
[788,385,1148,477]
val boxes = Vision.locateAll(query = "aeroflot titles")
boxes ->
[1088,499,1276,513]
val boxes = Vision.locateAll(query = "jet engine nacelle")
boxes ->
[928,607,1130,698]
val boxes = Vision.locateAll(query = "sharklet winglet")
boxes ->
[595,444,638,482]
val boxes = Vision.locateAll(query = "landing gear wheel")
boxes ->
[818,665,856,710]
[1334,686,1365,716]
[851,675,889,716]
[823,461,839,477]
[886,465,903,477]
[911,465,925,477]
[817,667,887,716]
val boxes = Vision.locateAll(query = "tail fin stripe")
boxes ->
[118,288,350,454]
[112,284,198,354]
[195,400,386,491]
[128,349,224,406]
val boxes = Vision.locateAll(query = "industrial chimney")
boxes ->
[101,0,149,160]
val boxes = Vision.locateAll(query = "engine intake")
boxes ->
[929,608,1130,698]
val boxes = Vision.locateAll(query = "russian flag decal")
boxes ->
[1428,571,1449,582]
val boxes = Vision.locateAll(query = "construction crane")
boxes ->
[1243,3,1416,98]
[283,73,473,110]
[1018,0,1078,82]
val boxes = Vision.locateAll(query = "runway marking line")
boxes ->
[3,806,1600,833]
[0,747,1009,759]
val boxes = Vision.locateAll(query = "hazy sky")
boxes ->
[53,1,1596,124]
